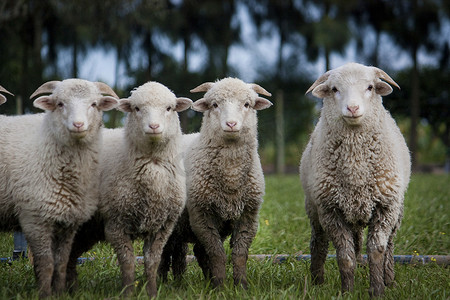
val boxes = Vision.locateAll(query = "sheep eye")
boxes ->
[91,102,97,107]
[367,85,373,91]
[212,103,218,108]
[244,102,250,108]
[135,106,140,112]
[166,106,171,112]
[57,102,64,108]
[332,87,338,93]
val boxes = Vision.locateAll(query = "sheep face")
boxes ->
[119,82,192,144]
[308,63,399,127]
[191,78,272,141]
[32,79,119,141]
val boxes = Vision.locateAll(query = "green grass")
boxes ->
[1,174,449,299]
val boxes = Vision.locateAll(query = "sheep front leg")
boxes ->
[190,209,226,288]
[105,221,135,296]
[321,212,356,293]
[230,207,259,289]
[143,224,175,298]
[367,207,399,297]
[51,225,77,294]
[309,217,329,285]
[21,222,54,298]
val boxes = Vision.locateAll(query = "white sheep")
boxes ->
[300,63,411,297]
[160,78,272,289]
[0,85,13,105]
[0,79,118,297]
[67,81,192,298]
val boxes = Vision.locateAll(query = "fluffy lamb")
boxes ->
[160,78,272,289]
[67,81,192,298]
[0,85,13,105]
[0,79,118,297]
[300,62,411,297]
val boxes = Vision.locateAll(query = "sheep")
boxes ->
[66,81,192,298]
[0,79,119,297]
[299,62,411,297]
[0,85,13,105]
[159,77,272,289]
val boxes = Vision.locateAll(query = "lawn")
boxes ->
[0,174,449,299]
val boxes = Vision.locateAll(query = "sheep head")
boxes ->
[306,63,400,126]
[30,79,119,141]
[118,81,192,145]
[0,85,13,105]
[190,77,272,141]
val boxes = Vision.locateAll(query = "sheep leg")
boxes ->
[190,211,226,288]
[105,221,135,296]
[367,206,397,297]
[322,212,356,293]
[66,216,105,292]
[51,225,77,294]
[384,210,402,288]
[21,222,54,298]
[354,228,364,265]
[171,241,188,279]
[158,241,172,282]
[193,242,211,279]
[230,208,259,289]
[143,225,174,299]
[309,217,329,285]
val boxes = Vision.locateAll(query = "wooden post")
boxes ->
[275,90,285,174]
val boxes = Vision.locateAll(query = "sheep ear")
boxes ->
[190,82,214,93]
[94,82,119,98]
[118,99,133,112]
[371,67,400,90]
[306,71,331,95]
[375,82,393,96]
[33,96,56,111]
[175,97,193,112]
[0,85,13,96]
[30,81,60,99]
[0,85,12,105]
[312,84,331,98]
[250,84,272,96]
[98,96,119,111]
[253,97,273,110]
[192,98,209,112]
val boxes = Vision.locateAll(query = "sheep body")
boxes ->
[161,78,272,288]
[0,79,118,297]
[68,82,192,298]
[300,63,410,297]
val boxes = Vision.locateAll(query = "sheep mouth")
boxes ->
[69,130,88,137]
[343,115,363,124]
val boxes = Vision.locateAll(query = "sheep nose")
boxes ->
[347,105,359,115]
[226,121,237,129]
[149,124,160,130]
[73,122,84,129]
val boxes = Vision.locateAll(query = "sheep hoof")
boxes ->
[368,286,385,298]
[234,278,248,290]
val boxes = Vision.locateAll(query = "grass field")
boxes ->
[1,174,449,299]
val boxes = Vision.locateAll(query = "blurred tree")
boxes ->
[350,0,396,67]
[302,0,354,72]
[387,0,440,171]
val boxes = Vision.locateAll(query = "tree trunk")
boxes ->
[409,47,419,172]
[275,90,285,174]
